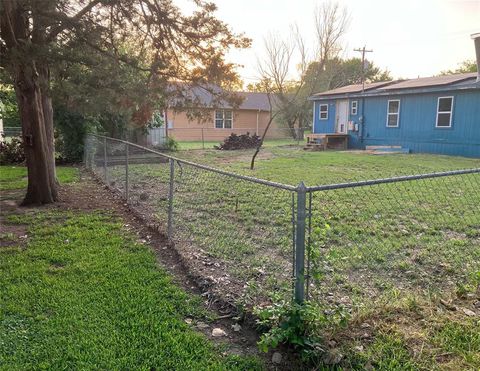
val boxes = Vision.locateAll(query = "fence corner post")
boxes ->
[295,181,307,304]
[167,158,175,240]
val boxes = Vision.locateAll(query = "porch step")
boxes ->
[303,143,325,151]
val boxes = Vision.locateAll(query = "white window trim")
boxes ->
[319,104,328,120]
[386,99,400,128]
[214,109,233,129]
[351,100,358,115]
[435,96,454,128]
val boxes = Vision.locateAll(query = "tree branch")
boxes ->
[46,0,103,42]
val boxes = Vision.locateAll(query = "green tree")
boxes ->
[1,0,249,205]
[440,60,477,75]
[303,57,391,97]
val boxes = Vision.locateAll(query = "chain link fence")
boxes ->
[84,134,480,311]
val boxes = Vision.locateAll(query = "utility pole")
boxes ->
[354,46,373,93]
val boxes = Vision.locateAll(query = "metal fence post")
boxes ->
[103,137,108,183]
[125,143,129,201]
[167,158,175,240]
[294,181,307,304]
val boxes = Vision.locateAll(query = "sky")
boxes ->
[177,0,480,85]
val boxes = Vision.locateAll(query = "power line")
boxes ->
[354,46,373,93]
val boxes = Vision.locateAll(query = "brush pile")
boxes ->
[215,132,262,150]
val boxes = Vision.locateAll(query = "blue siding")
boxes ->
[312,89,480,157]
[360,91,480,157]
[313,100,336,134]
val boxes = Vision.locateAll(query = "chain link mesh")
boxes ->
[85,134,480,310]
[306,171,480,312]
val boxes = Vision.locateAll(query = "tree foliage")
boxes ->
[440,60,477,75]
[0,0,249,204]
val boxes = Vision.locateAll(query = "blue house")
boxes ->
[309,72,480,157]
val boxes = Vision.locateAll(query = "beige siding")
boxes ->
[166,109,288,141]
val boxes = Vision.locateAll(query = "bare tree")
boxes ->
[250,1,349,169]
[314,1,350,65]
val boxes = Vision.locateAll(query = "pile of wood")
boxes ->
[215,133,262,150]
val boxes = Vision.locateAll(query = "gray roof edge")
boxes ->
[309,82,480,101]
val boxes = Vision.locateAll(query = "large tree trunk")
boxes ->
[14,62,58,205]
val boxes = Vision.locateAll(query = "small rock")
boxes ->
[196,322,209,329]
[462,308,476,317]
[354,345,364,352]
[271,352,282,364]
[360,322,371,329]
[440,299,456,311]
[473,301,480,308]
[232,323,242,332]
[361,332,371,339]
[212,328,227,337]
[184,318,192,325]
[324,349,343,365]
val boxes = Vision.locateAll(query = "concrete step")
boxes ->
[370,148,410,154]
[366,145,402,150]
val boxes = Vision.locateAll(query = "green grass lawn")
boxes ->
[0,166,78,191]
[175,146,480,185]
[0,168,262,370]
[177,137,304,150]
[102,146,480,369]
[0,214,261,370]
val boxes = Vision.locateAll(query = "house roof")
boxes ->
[169,84,272,111]
[381,72,477,90]
[233,91,272,111]
[309,72,480,100]
[311,81,395,97]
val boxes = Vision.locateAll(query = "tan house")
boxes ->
[165,91,288,141]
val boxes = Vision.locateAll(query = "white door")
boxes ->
[336,100,348,134]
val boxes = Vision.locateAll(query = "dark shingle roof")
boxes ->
[234,91,271,110]
[311,81,395,97]
[381,72,477,90]
[310,73,479,100]
[169,84,272,111]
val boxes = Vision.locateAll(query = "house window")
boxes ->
[436,97,453,128]
[215,110,233,129]
[386,100,400,127]
[351,100,358,115]
[319,104,328,120]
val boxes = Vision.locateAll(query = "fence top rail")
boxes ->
[88,133,298,192]
[88,134,479,193]
[307,168,480,192]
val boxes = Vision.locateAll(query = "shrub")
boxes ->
[215,132,261,150]
[54,107,91,163]
[0,135,25,164]
[152,136,179,152]
[254,299,350,361]
[165,136,179,151]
